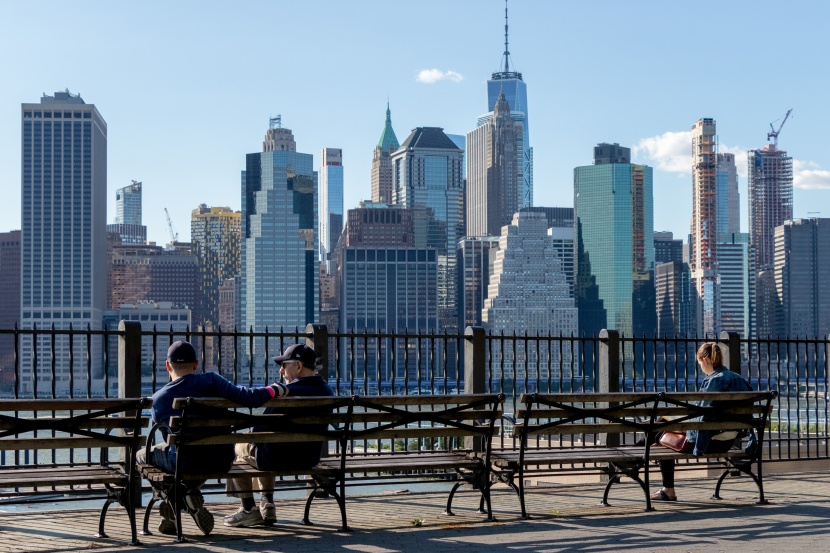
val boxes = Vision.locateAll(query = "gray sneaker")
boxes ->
[223,506,264,527]
[260,499,277,526]
[157,501,177,536]
[184,490,214,535]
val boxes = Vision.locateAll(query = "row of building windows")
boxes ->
[23,111,92,119]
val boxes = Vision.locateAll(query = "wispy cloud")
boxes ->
[794,160,830,190]
[415,69,464,84]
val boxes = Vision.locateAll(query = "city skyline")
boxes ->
[1,1,829,248]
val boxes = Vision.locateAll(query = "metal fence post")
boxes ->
[598,329,620,448]
[118,321,142,399]
[117,320,143,508]
[306,324,329,381]
[719,331,742,375]
[464,326,486,453]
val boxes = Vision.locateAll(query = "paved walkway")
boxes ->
[1,472,828,553]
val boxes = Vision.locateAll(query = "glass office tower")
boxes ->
[574,143,655,337]
[392,127,464,331]
[20,91,107,395]
[241,120,318,371]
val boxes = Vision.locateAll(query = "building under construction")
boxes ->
[748,138,793,270]
[690,118,720,336]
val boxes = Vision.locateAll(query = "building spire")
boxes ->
[503,0,510,73]
[492,0,521,81]
[377,102,400,152]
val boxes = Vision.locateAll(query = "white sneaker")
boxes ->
[260,499,277,526]
[223,506,264,527]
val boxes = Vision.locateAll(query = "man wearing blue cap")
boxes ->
[223,343,334,527]
[138,340,288,536]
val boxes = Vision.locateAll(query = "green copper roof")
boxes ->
[377,103,400,151]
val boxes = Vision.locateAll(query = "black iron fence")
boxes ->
[1,323,828,464]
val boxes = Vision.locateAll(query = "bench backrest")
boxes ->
[168,396,354,448]
[516,391,776,445]
[0,398,150,455]
[349,393,505,453]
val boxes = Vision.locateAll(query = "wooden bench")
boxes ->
[331,393,504,521]
[486,390,776,518]
[139,395,352,541]
[0,398,150,545]
[137,393,504,540]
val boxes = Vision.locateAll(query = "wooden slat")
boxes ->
[516,405,766,419]
[0,436,136,451]
[169,431,336,447]
[172,396,351,409]
[518,422,642,435]
[0,416,149,431]
[355,394,503,407]
[169,413,351,429]
[520,392,657,404]
[349,412,501,424]
[0,466,127,487]
[0,398,148,411]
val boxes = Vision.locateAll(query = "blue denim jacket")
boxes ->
[687,368,757,456]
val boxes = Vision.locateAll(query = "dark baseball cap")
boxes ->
[167,341,197,363]
[273,344,317,367]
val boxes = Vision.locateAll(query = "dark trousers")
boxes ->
[658,437,735,488]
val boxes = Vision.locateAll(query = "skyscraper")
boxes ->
[477,2,532,209]
[115,180,142,225]
[108,180,146,245]
[717,232,754,338]
[655,261,696,338]
[458,236,500,329]
[337,203,438,382]
[482,211,577,380]
[574,143,655,337]
[191,205,241,329]
[716,153,740,236]
[242,118,318,345]
[690,118,720,336]
[392,127,465,331]
[748,143,793,270]
[772,219,830,338]
[466,91,522,237]
[370,104,399,204]
[20,91,107,395]
[319,148,344,264]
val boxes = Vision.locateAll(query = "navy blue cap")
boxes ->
[273,344,317,368]
[167,341,197,363]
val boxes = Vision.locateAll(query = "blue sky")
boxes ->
[2,0,828,246]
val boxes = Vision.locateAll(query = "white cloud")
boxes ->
[632,131,691,174]
[415,69,464,84]
[794,159,830,190]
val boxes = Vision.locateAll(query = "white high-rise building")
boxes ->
[483,211,577,380]
[319,148,343,266]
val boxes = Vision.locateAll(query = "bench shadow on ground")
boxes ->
[2,478,829,553]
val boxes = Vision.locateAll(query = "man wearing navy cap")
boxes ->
[224,343,334,527]
[138,340,288,536]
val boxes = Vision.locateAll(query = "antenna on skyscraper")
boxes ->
[269,115,282,129]
[503,0,510,73]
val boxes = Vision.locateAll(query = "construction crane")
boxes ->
[164,208,179,245]
[767,108,793,149]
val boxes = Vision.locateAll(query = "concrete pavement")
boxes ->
[1,471,828,553]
